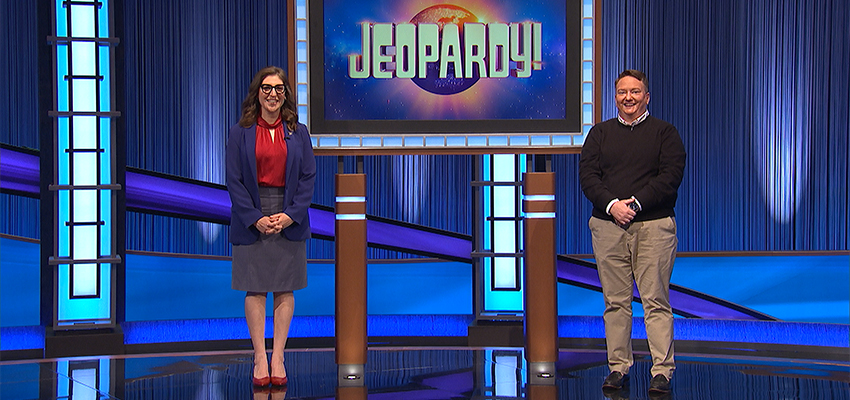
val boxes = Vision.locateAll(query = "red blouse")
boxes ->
[255,116,287,187]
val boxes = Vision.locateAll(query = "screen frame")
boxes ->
[307,0,585,148]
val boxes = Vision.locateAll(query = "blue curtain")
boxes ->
[0,1,41,239]
[120,0,290,255]
[573,0,849,252]
[0,1,40,150]
[2,0,847,253]
[311,155,473,259]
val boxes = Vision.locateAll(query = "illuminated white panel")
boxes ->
[492,186,515,217]
[72,264,98,297]
[582,103,593,122]
[297,20,307,40]
[493,257,516,289]
[297,0,306,18]
[297,41,307,63]
[298,64,307,87]
[493,221,515,252]
[72,153,97,186]
[582,17,592,38]
[71,41,97,75]
[73,225,98,260]
[73,190,97,222]
[73,116,97,148]
[492,154,515,181]
[70,5,96,37]
[72,79,97,112]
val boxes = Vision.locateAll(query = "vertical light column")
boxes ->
[580,0,597,142]
[48,0,121,330]
[522,172,558,385]
[294,0,309,126]
[473,154,527,320]
[335,174,367,387]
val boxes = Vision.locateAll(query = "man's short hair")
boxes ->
[615,69,649,91]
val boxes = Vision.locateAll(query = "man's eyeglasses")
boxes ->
[260,84,285,95]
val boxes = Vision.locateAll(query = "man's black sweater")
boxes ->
[578,115,686,222]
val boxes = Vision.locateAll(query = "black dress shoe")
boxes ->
[602,371,629,390]
[648,374,671,393]
[602,385,630,400]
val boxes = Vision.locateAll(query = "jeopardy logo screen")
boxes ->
[310,0,580,135]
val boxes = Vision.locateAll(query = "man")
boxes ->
[578,69,686,394]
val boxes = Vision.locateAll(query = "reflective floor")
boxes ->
[1,347,848,399]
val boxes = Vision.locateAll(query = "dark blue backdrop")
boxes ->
[1,0,847,255]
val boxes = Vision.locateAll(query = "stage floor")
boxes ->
[1,346,848,399]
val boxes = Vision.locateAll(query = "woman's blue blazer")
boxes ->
[225,122,316,245]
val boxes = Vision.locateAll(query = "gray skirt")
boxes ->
[232,186,307,292]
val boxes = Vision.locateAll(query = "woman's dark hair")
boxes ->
[238,66,298,132]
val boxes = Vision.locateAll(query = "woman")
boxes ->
[226,66,316,387]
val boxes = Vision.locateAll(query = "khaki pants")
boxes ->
[589,216,677,379]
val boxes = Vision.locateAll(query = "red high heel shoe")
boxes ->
[270,376,288,386]
[253,357,270,386]
[253,376,271,387]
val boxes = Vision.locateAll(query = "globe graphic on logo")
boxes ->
[409,4,480,95]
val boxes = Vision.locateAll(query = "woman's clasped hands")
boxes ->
[254,213,293,235]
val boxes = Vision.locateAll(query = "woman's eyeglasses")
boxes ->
[260,84,285,95]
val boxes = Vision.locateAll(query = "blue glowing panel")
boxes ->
[58,190,70,258]
[98,0,109,37]
[100,118,112,182]
[57,117,70,184]
[57,263,111,322]
[56,46,69,111]
[99,47,111,109]
[480,154,526,314]
[53,0,116,328]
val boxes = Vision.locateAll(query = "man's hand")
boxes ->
[610,198,637,227]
